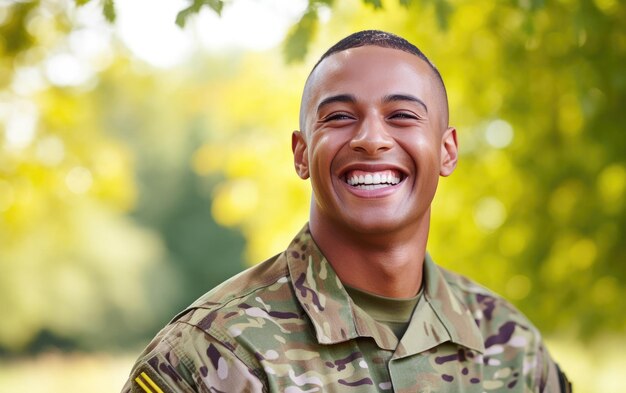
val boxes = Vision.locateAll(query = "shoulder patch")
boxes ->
[131,365,175,393]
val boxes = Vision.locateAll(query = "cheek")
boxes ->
[400,134,441,166]
[308,133,344,172]
[307,137,335,189]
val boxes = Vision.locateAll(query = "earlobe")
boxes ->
[440,127,458,177]
[292,131,310,179]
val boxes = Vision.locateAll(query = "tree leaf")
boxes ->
[434,0,452,30]
[206,0,224,15]
[176,0,224,28]
[75,0,93,6]
[362,0,383,9]
[103,0,116,22]
[176,6,195,28]
[283,9,318,63]
[314,0,334,5]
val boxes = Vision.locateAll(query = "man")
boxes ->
[123,30,571,392]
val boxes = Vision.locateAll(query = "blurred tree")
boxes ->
[184,0,626,339]
[1,0,624,356]
[0,1,247,352]
[0,0,165,352]
[95,57,248,313]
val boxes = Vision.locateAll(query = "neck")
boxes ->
[309,209,430,298]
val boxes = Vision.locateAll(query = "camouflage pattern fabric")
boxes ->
[122,224,568,392]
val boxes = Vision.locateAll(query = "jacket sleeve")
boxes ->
[121,322,266,393]
[534,341,572,393]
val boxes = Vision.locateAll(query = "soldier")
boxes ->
[122,30,571,392]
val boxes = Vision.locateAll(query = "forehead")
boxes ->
[305,46,438,107]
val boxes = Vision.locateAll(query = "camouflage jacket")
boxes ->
[122,224,569,393]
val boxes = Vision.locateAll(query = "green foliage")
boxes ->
[283,7,319,64]
[433,0,452,30]
[1,0,624,359]
[0,1,247,352]
[73,0,116,22]
[68,0,456,62]
[102,0,115,22]
[0,1,39,57]
[176,0,224,27]
[280,0,457,62]
[362,0,384,9]
[180,0,626,340]
[1,1,624,391]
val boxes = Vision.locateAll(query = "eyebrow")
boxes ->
[382,94,428,113]
[316,93,428,115]
[316,94,356,114]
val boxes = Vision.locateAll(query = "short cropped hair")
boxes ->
[313,30,445,90]
[300,30,448,131]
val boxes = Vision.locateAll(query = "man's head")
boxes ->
[299,30,449,133]
[293,30,458,237]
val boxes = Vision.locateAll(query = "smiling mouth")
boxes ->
[343,169,404,190]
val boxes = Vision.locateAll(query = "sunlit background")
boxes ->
[0,0,624,391]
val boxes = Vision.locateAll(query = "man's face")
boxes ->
[293,45,458,236]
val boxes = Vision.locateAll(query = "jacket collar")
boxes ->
[395,253,485,357]
[286,224,485,356]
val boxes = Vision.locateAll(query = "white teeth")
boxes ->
[346,171,402,188]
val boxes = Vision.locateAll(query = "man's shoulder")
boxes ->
[191,253,286,303]
[436,264,541,336]
[432,263,567,392]
[171,251,302,340]
[125,251,300,386]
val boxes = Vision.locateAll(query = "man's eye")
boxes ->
[323,113,354,122]
[390,112,418,120]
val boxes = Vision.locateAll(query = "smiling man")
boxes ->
[123,30,571,393]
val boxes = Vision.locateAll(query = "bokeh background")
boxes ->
[0,0,624,391]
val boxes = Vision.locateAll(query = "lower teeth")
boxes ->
[356,184,391,190]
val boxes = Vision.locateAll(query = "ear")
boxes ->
[440,127,458,177]
[292,130,309,179]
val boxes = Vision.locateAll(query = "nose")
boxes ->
[349,115,393,155]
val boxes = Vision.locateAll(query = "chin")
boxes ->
[339,213,411,237]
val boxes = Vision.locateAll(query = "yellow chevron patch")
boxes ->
[133,370,165,393]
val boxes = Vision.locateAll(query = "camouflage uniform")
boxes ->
[123,224,570,393]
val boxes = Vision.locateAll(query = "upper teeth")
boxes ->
[347,172,401,187]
